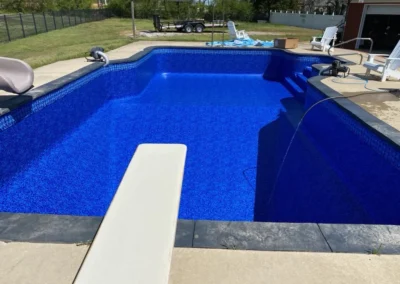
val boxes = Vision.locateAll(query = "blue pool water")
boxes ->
[0,73,290,220]
[1,48,399,224]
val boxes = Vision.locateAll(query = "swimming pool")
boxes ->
[0,48,399,225]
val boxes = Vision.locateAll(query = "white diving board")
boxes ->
[74,144,187,284]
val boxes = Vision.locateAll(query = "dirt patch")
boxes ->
[119,30,132,36]
[247,31,286,36]
[139,31,190,38]
[121,30,310,39]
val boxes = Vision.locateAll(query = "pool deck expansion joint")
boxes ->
[317,223,333,252]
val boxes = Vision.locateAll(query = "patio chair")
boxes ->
[227,21,249,40]
[0,57,34,94]
[310,26,338,52]
[363,40,400,82]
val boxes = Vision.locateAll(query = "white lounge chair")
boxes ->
[227,21,249,40]
[363,40,400,82]
[310,26,338,52]
[0,57,34,94]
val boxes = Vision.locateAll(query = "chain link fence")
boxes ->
[0,9,112,43]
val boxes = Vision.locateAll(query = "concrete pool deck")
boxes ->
[1,41,400,283]
[2,242,400,284]
[24,41,204,88]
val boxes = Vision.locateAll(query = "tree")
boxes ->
[302,0,316,13]
[254,0,299,21]
[1,0,26,12]
[56,0,93,10]
[0,0,93,12]
[326,0,346,14]
[108,0,253,21]
[212,0,254,21]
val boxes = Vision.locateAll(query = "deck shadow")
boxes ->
[253,97,304,222]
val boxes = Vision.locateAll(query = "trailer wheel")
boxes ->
[195,24,204,33]
[184,24,193,33]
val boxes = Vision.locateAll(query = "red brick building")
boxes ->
[343,0,400,51]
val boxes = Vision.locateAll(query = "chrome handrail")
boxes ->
[333,52,364,64]
[328,37,374,64]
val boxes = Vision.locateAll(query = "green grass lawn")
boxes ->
[0,18,320,68]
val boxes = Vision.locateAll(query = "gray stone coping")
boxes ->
[318,224,400,254]
[307,75,400,149]
[0,62,104,116]
[1,213,399,254]
[0,213,101,243]
[190,221,331,252]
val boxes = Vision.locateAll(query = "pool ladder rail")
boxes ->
[328,37,374,65]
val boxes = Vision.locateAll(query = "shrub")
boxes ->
[0,0,92,12]
[108,0,254,21]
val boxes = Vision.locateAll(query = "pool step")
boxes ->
[303,66,313,78]
[293,72,308,91]
[283,77,305,102]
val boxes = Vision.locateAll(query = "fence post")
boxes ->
[3,15,11,42]
[79,10,82,24]
[74,12,77,25]
[68,12,71,26]
[32,13,38,34]
[19,13,26,38]
[52,11,57,29]
[43,12,48,32]
[61,11,65,27]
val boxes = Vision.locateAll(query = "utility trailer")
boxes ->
[153,15,225,33]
